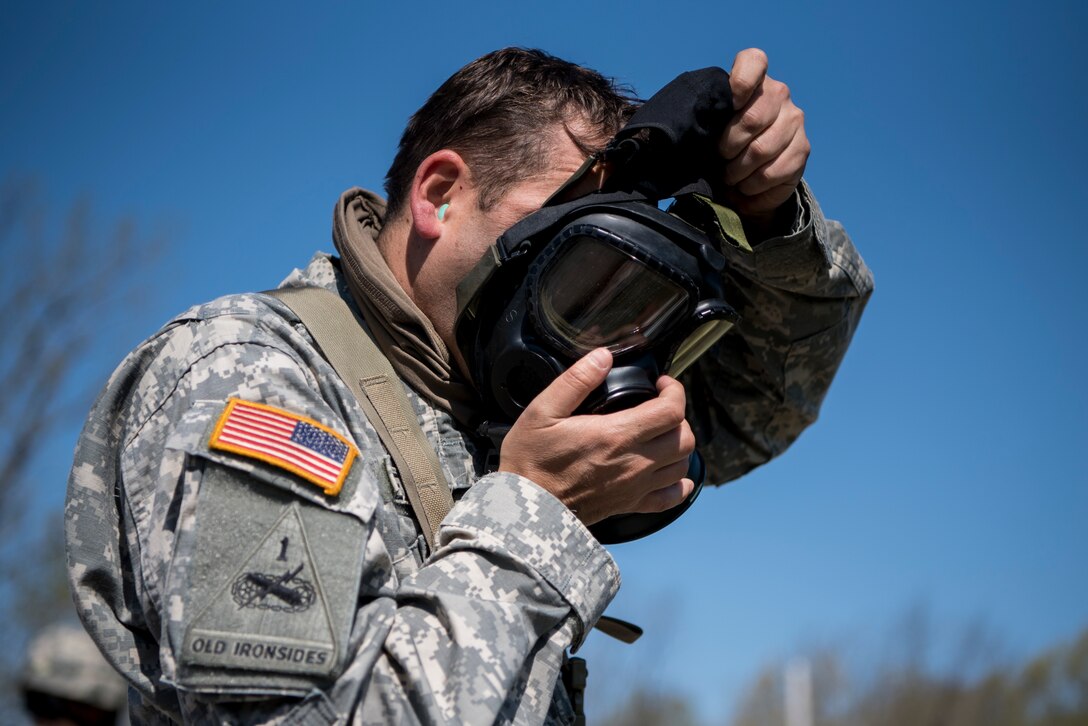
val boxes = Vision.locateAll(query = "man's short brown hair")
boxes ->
[383,48,637,218]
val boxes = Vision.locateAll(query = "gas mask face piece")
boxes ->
[454,197,739,543]
[460,200,738,421]
[454,66,742,544]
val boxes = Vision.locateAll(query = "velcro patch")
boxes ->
[210,398,357,496]
[183,502,337,678]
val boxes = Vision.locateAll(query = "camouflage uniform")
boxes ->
[21,622,128,714]
[66,184,871,725]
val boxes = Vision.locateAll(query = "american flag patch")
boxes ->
[209,398,357,496]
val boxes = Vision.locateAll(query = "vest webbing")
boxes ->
[264,286,454,551]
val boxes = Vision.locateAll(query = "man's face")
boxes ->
[415,126,591,374]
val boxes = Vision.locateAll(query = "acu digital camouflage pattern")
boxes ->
[21,622,128,711]
[65,183,871,725]
[682,182,873,482]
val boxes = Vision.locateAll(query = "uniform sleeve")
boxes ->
[683,181,874,483]
[79,309,618,725]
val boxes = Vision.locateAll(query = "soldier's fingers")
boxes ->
[641,421,696,470]
[734,129,809,198]
[723,115,795,187]
[720,84,775,161]
[523,348,612,421]
[727,48,769,110]
[655,374,684,394]
[610,375,688,443]
[633,478,694,514]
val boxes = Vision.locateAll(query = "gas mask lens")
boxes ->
[455,199,741,544]
[535,232,689,355]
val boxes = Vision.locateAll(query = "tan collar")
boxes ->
[332,188,479,428]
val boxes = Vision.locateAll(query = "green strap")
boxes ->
[264,286,454,551]
[672,193,752,253]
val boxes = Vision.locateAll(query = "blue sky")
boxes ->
[3,1,1086,722]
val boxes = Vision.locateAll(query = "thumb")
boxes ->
[728,48,768,109]
[523,348,612,420]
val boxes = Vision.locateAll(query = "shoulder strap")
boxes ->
[264,287,642,644]
[264,286,455,551]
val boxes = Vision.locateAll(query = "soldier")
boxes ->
[66,48,872,724]
[20,622,127,726]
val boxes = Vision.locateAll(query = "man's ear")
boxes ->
[410,149,470,240]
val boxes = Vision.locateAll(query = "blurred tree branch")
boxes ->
[0,176,161,522]
[0,174,164,723]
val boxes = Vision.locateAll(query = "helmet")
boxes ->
[21,622,127,712]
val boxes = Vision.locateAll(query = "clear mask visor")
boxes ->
[537,235,689,355]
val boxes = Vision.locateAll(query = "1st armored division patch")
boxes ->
[183,500,338,680]
[209,398,358,496]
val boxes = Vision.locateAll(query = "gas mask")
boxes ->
[454,67,747,543]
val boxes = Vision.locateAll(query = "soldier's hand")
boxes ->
[719,48,810,220]
[499,348,696,526]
